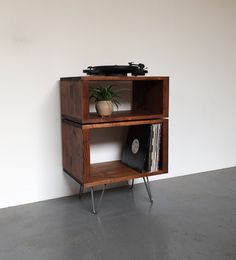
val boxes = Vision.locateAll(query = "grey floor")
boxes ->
[0,168,236,260]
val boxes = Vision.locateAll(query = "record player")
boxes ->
[83,62,148,76]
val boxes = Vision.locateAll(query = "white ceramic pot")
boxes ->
[95,101,113,117]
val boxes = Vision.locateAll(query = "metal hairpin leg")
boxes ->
[91,187,96,214]
[79,184,84,199]
[129,179,134,190]
[90,185,106,214]
[143,177,153,203]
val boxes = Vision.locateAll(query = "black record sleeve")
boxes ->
[121,125,151,172]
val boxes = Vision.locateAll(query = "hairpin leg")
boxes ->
[97,184,106,210]
[90,185,106,214]
[79,184,84,199]
[146,177,153,203]
[143,177,153,203]
[129,179,134,190]
[91,187,96,214]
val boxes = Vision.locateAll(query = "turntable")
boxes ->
[83,62,148,76]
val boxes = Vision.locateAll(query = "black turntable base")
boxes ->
[83,62,148,76]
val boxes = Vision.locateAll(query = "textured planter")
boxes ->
[95,101,113,117]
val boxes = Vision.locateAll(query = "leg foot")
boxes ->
[90,185,106,214]
[91,187,97,214]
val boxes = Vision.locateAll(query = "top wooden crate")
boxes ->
[60,76,169,124]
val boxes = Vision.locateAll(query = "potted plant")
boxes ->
[89,85,121,117]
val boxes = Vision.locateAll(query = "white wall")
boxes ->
[0,0,236,208]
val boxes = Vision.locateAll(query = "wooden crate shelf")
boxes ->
[60,76,169,189]
[60,76,169,124]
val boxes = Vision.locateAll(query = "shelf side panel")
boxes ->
[62,122,84,183]
[163,78,169,117]
[60,79,83,122]
[160,119,168,172]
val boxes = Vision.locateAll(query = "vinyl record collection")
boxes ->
[121,124,162,173]
[146,124,162,172]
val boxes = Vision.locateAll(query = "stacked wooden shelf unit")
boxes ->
[60,76,169,213]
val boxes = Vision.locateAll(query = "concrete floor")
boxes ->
[0,168,236,260]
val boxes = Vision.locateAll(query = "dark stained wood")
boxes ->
[85,111,164,124]
[62,117,164,129]
[61,118,83,128]
[62,111,165,124]
[160,119,169,172]
[132,80,164,115]
[60,80,83,121]
[60,76,169,124]
[163,78,169,117]
[62,122,84,183]
[84,160,167,188]
[60,76,169,188]
[82,128,90,183]
[81,80,89,121]
[82,118,165,129]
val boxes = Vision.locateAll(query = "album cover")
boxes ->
[121,125,151,172]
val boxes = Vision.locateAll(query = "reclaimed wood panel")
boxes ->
[62,122,84,183]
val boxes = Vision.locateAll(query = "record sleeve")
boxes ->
[121,125,151,172]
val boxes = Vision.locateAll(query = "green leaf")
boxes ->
[89,85,122,109]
